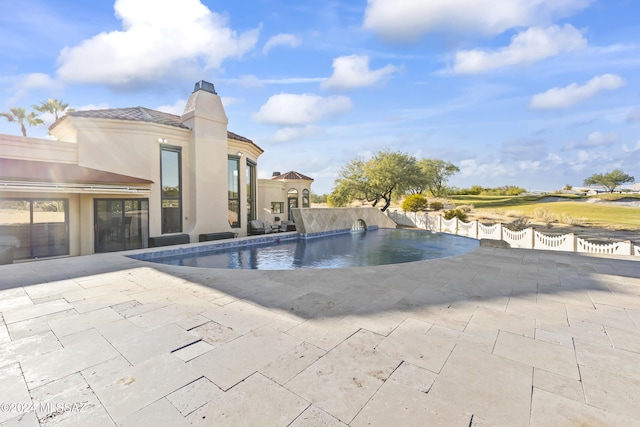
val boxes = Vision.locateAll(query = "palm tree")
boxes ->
[0,107,44,137]
[33,98,74,121]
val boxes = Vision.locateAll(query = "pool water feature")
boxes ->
[139,228,478,270]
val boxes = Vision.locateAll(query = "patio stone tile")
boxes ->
[187,373,309,427]
[259,341,326,384]
[0,316,9,345]
[70,292,134,314]
[467,306,536,337]
[286,329,400,423]
[574,339,640,378]
[493,331,580,380]
[534,328,574,349]
[189,325,302,391]
[22,280,82,301]
[166,377,223,416]
[588,289,640,310]
[61,281,142,303]
[0,331,61,369]
[506,298,568,324]
[172,340,214,362]
[201,300,296,335]
[110,323,200,365]
[275,291,345,319]
[0,295,33,312]
[93,318,145,343]
[530,387,635,427]
[533,368,584,403]
[126,303,206,332]
[0,412,39,427]
[83,354,200,423]
[119,398,190,427]
[567,303,639,333]
[286,318,360,351]
[409,304,474,332]
[2,299,73,324]
[289,405,347,427]
[175,314,210,330]
[342,311,407,336]
[6,309,77,341]
[109,300,171,318]
[537,289,595,309]
[425,322,498,354]
[428,343,532,427]
[189,320,241,348]
[581,364,640,419]
[29,372,113,427]
[47,307,122,338]
[21,329,119,389]
[605,325,640,353]
[350,362,437,426]
[536,319,610,346]
[0,363,32,424]
[376,318,456,373]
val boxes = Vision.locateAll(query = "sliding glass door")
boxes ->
[0,199,68,260]
[95,199,148,253]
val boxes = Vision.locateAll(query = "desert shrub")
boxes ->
[507,216,530,231]
[457,204,474,213]
[560,213,587,226]
[533,208,557,227]
[429,201,444,211]
[443,208,468,222]
[402,194,429,212]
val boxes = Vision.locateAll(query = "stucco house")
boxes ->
[258,171,314,225]
[0,80,312,262]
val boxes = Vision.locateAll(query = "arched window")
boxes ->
[302,189,310,208]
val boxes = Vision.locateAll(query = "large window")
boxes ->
[0,198,68,260]
[161,146,182,234]
[287,188,299,220]
[271,202,284,214]
[228,156,240,228]
[246,160,256,225]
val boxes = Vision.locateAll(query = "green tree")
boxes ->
[331,150,422,212]
[416,159,460,197]
[402,194,429,212]
[0,107,44,137]
[583,169,635,193]
[32,98,74,121]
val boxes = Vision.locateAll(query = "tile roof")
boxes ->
[50,107,261,150]
[271,171,314,181]
[0,158,153,185]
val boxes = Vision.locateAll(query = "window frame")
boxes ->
[160,145,183,234]
[228,155,241,228]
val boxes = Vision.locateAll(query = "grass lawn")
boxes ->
[447,195,640,230]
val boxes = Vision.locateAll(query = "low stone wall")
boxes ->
[291,207,397,235]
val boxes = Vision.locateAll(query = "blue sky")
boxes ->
[2,0,639,194]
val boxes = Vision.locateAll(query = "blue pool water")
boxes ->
[143,229,478,270]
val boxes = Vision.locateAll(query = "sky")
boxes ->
[1,0,639,194]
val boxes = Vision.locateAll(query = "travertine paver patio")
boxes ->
[0,246,639,426]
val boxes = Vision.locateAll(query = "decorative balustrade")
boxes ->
[387,210,638,257]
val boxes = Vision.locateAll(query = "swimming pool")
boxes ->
[140,229,478,270]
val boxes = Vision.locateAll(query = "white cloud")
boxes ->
[363,0,592,41]
[271,125,323,143]
[627,107,640,123]
[262,33,301,54]
[321,55,400,90]
[221,97,243,107]
[6,73,58,103]
[563,131,621,150]
[56,0,259,86]
[253,93,352,126]
[529,74,625,110]
[622,141,640,152]
[458,159,511,178]
[452,25,586,74]
[156,99,187,116]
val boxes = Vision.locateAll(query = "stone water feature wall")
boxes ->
[291,207,397,236]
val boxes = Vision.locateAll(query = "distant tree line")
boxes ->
[450,185,526,196]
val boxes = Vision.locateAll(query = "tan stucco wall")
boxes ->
[258,179,285,223]
[291,207,398,234]
[1,134,78,163]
